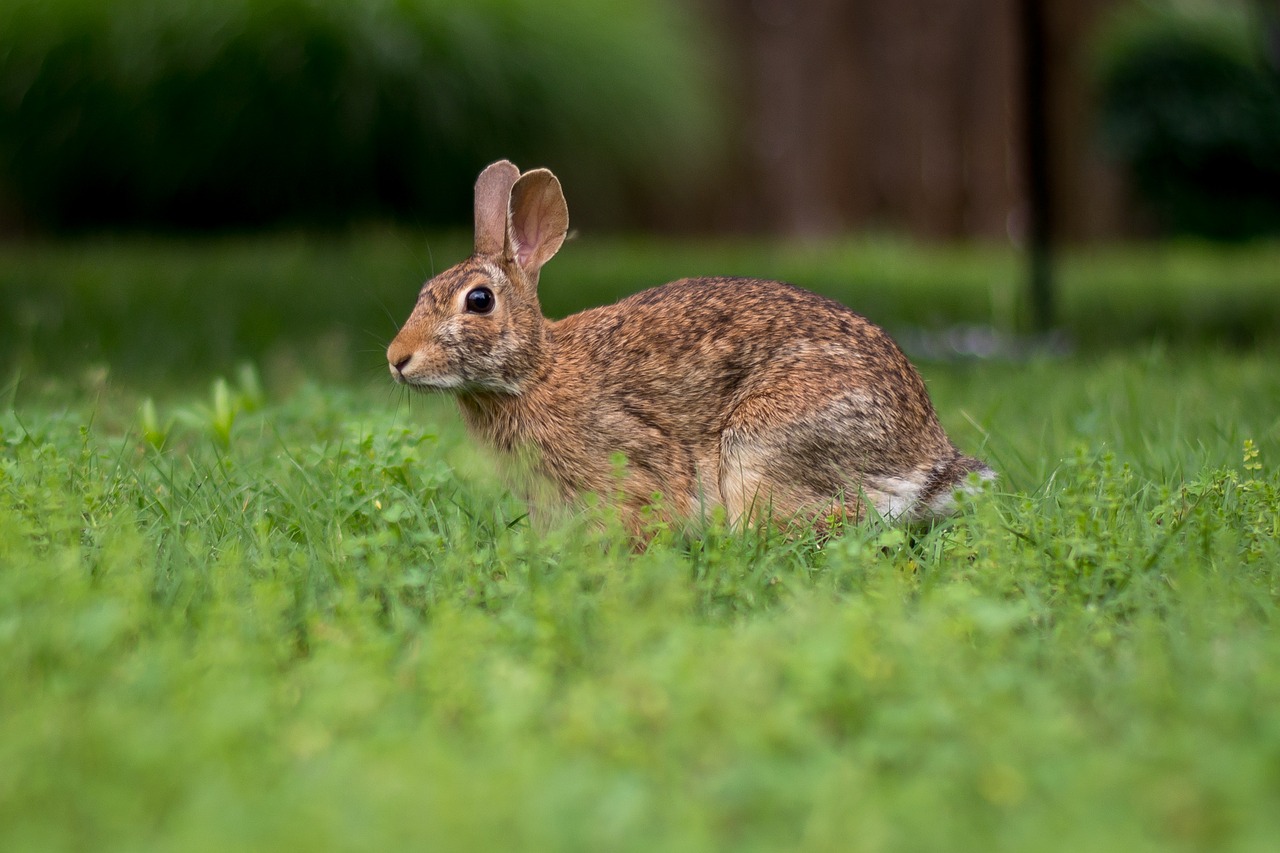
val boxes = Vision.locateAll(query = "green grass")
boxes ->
[2,234,1280,850]
[3,231,1280,385]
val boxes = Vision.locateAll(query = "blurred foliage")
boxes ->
[2,233,1280,388]
[1094,0,1280,239]
[0,0,722,232]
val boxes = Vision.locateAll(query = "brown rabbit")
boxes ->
[388,160,993,535]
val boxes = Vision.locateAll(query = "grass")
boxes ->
[3,230,1280,385]
[2,233,1280,850]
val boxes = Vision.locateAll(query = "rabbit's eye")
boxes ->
[465,287,495,314]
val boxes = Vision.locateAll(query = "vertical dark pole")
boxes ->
[1019,0,1054,331]
[1261,0,1280,71]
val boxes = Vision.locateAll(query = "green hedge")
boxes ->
[0,0,721,231]
[1094,1,1280,239]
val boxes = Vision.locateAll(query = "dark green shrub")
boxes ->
[1094,1,1280,239]
[0,0,721,231]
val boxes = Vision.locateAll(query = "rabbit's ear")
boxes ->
[508,168,568,278]
[474,160,520,256]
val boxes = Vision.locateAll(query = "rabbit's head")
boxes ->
[387,160,568,393]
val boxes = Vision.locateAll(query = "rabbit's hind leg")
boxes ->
[718,394,871,529]
[718,386,944,529]
[717,437,871,531]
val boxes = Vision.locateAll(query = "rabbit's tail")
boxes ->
[911,453,995,520]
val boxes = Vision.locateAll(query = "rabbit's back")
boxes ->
[551,277,946,443]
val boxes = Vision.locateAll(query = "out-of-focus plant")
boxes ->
[0,0,723,232]
[1093,0,1280,239]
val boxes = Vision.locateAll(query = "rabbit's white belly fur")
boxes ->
[867,469,993,520]
[863,475,929,520]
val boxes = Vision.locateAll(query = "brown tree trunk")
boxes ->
[702,0,1129,243]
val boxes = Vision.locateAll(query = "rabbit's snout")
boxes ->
[387,328,448,388]
[386,338,416,382]
[389,353,412,381]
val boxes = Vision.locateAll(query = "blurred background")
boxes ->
[2,0,1278,241]
[2,0,1279,385]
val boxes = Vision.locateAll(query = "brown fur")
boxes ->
[388,161,993,536]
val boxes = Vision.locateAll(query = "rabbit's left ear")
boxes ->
[474,160,520,256]
[508,168,568,280]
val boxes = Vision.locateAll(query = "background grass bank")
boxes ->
[3,232,1280,386]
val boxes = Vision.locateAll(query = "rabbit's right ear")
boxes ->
[474,160,520,256]
[508,168,568,280]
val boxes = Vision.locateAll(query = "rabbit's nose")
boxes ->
[388,333,418,379]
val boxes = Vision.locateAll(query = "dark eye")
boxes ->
[465,287,495,314]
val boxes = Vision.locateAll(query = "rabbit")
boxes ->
[387,160,993,536]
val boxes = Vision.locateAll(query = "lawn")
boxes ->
[2,233,1280,851]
